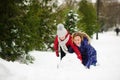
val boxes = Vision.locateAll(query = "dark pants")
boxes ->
[60,47,66,60]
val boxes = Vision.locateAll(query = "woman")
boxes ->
[68,31,97,69]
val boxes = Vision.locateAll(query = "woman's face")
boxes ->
[73,36,82,47]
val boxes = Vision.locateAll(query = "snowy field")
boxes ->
[0,31,120,80]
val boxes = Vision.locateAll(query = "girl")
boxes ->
[68,32,97,69]
[54,24,82,61]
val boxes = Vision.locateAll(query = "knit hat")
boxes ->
[57,23,67,37]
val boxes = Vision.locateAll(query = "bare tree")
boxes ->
[97,0,120,29]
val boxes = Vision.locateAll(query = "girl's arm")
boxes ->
[68,38,82,61]
[54,36,59,57]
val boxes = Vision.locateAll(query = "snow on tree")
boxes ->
[64,10,80,34]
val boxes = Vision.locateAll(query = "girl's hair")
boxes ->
[72,31,90,43]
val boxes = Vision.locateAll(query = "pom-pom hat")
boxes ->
[57,23,67,37]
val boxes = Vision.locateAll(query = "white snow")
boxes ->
[0,31,120,80]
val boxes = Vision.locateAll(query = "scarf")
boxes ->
[58,34,70,54]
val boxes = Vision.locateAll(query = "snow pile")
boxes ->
[0,31,120,80]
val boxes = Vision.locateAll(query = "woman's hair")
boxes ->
[72,31,90,43]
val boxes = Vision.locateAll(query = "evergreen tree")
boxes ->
[78,0,99,37]
[0,0,57,63]
[37,0,57,51]
[64,10,79,34]
[0,0,35,64]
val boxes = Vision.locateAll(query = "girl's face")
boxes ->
[59,36,65,41]
[73,36,82,47]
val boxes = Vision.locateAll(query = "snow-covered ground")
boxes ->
[0,31,120,80]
